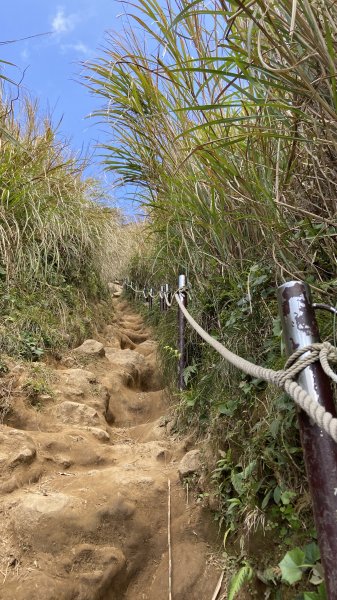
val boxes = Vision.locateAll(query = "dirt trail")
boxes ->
[0,291,222,599]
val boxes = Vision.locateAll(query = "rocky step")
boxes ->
[0,296,223,599]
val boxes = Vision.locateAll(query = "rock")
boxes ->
[10,446,36,467]
[178,449,202,478]
[108,282,123,293]
[0,428,37,471]
[55,401,100,426]
[57,369,97,393]
[74,340,105,357]
[104,349,146,386]
[61,356,76,368]
[65,387,84,398]
[135,340,157,357]
[86,427,110,442]
[20,491,71,514]
[39,394,53,402]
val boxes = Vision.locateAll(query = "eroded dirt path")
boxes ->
[0,293,222,599]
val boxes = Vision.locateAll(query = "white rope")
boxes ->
[164,292,173,307]
[126,282,144,295]
[123,282,337,441]
[174,293,337,443]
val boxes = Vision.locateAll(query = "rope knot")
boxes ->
[274,341,337,387]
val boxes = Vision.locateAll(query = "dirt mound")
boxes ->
[0,294,223,599]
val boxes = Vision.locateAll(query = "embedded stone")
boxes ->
[55,401,100,426]
[178,449,202,478]
[74,340,105,357]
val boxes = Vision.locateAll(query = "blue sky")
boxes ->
[1,1,141,217]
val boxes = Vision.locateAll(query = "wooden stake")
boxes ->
[168,479,172,600]
[211,571,224,600]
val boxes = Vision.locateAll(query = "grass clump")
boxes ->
[0,92,129,360]
[22,363,55,409]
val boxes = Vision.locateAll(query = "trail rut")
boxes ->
[0,292,222,599]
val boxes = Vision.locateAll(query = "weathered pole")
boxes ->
[178,274,187,391]
[148,288,153,310]
[277,280,337,598]
[160,285,165,312]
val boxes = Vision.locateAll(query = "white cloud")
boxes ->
[51,8,78,35]
[71,42,90,55]
[60,42,92,56]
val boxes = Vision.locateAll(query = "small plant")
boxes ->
[163,345,180,359]
[268,487,301,534]
[22,365,54,408]
[227,563,254,600]
[19,334,44,361]
[279,542,326,598]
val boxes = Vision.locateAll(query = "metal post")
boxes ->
[160,285,165,312]
[178,274,187,391]
[149,288,153,310]
[277,280,337,598]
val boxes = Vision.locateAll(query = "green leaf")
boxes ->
[304,542,320,566]
[261,488,273,510]
[231,471,244,495]
[251,274,268,287]
[279,548,305,584]
[273,486,282,505]
[280,490,296,505]
[227,565,253,600]
[272,318,282,337]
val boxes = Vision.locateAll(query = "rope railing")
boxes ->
[124,278,337,444]
[123,275,337,594]
[175,293,337,444]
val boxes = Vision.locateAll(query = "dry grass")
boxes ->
[0,92,141,358]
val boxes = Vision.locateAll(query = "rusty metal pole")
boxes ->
[277,280,337,598]
[178,274,187,391]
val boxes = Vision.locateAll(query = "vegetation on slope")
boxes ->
[86,0,337,596]
[0,91,129,361]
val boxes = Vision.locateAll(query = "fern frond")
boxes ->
[227,565,253,600]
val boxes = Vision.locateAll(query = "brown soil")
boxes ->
[0,295,225,599]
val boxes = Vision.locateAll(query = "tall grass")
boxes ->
[0,92,134,359]
[86,0,337,580]
[86,0,337,290]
